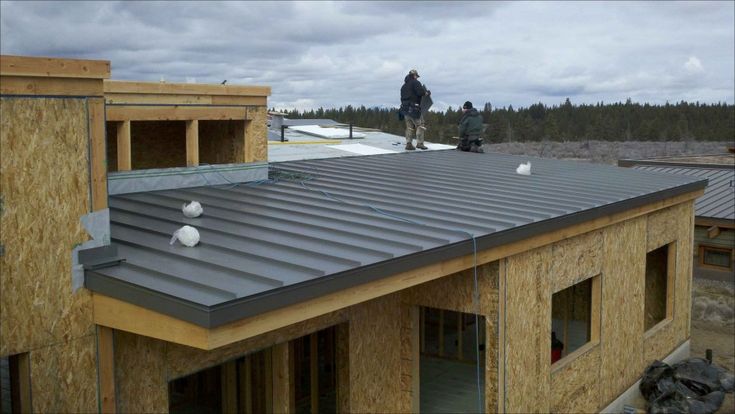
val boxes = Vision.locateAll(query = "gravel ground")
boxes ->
[485,140,733,165]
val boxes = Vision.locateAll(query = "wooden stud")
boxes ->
[221,360,238,414]
[186,120,199,167]
[240,356,253,414]
[310,333,319,414]
[116,121,131,171]
[97,326,116,413]
[667,242,677,319]
[457,311,463,361]
[438,309,444,357]
[411,307,421,414]
[88,97,108,210]
[335,323,350,414]
[264,349,273,414]
[420,307,425,354]
[272,342,294,414]
[106,105,248,122]
[497,259,507,414]
[562,289,570,358]
[590,275,601,342]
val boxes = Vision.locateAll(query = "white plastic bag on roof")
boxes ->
[182,201,203,218]
[169,225,200,247]
[516,161,532,176]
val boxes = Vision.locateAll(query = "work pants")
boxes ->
[404,115,426,145]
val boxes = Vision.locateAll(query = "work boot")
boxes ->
[416,143,428,150]
[405,142,415,151]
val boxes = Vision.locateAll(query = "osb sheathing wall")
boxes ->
[114,309,348,413]
[402,262,500,413]
[246,106,268,163]
[502,201,695,413]
[0,97,97,412]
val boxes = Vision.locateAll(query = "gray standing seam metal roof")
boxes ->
[632,165,734,220]
[85,151,707,328]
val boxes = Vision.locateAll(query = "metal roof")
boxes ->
[85,150,707,328]
[632,165,734,220]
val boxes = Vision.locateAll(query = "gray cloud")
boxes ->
[1,1,732,111]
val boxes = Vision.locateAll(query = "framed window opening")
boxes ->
[0,353,32,414]
[699,245,733,271]
[644,242,676,333]
[551,275,601,369]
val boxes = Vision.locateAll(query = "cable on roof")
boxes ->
[273,163,484,412]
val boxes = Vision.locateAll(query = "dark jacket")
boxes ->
[400,75,427,108]
[458,108,484,138]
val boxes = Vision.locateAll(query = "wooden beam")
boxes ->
[104,80,270,97]
[96,326,116,413]
[0,76,104,96]
[186,120,199,167]
[116,121,132,171]
[221,360,238,414]
[1,55,110,79]
[88,97,108,210]
[695,217,735,229]
[272,342,294,414]
[106,105,249,121]
[92,191,703,351]
[310,333,319,414]
[707,225,721,239]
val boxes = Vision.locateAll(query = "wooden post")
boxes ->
[457,312,464,361]
[88,97,108,210]
[310,333,319,414]
[438,309,444,357]
[240,356,253,414]
[264,349,273,414]
[97,326,116,413]
[116,120,131,171]
[221,360,238,414]
[590,276,601,342]
[272,342,294,414]
[411,307,421,414]
[335,324,350,414]
[186,119,199,167]
[420,307,425,354]
[562,289,570,358]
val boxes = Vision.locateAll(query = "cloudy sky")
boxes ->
[1,1,733,111]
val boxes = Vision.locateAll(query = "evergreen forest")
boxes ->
[282,99,734,145]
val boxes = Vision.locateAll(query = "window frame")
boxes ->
[698,245,734,271]
[550,274,602,372]
[644,242,677,336]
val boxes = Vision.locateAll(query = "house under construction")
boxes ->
[1,55,708,413]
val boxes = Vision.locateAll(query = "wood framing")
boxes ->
[88,97,108,210]
[116,121,132,171]
[1,55,110,79]
[92,189,702,351]
[106,105,249,121]
[97,326,117,413]
[104,80,270,99]
[185,120,199,167]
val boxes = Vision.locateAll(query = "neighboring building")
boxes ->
[620,154,735,282]
[2,55,708,413]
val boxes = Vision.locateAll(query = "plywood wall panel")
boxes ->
[550,230,603,293]
[30,335,97,413]
[245,106,268,163]
[199,120,246,165]
[349,294,403,413]
[550,346,601,413]
[130,120,186,169]
[647,204,685,251]
[0,97,94,356]
[504,245,552,413]
[114,330,168,413]
[599,217,647,406]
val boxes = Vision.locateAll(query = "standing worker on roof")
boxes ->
[400,69,430,150]
[457,101,484,153]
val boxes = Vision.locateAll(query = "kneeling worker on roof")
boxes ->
[457,101,484,153]
[400,68,430,150]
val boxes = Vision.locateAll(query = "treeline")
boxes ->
[281,99,734,145]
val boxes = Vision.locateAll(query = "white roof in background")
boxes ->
[268,124,455,162]
[288,124,367,139]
